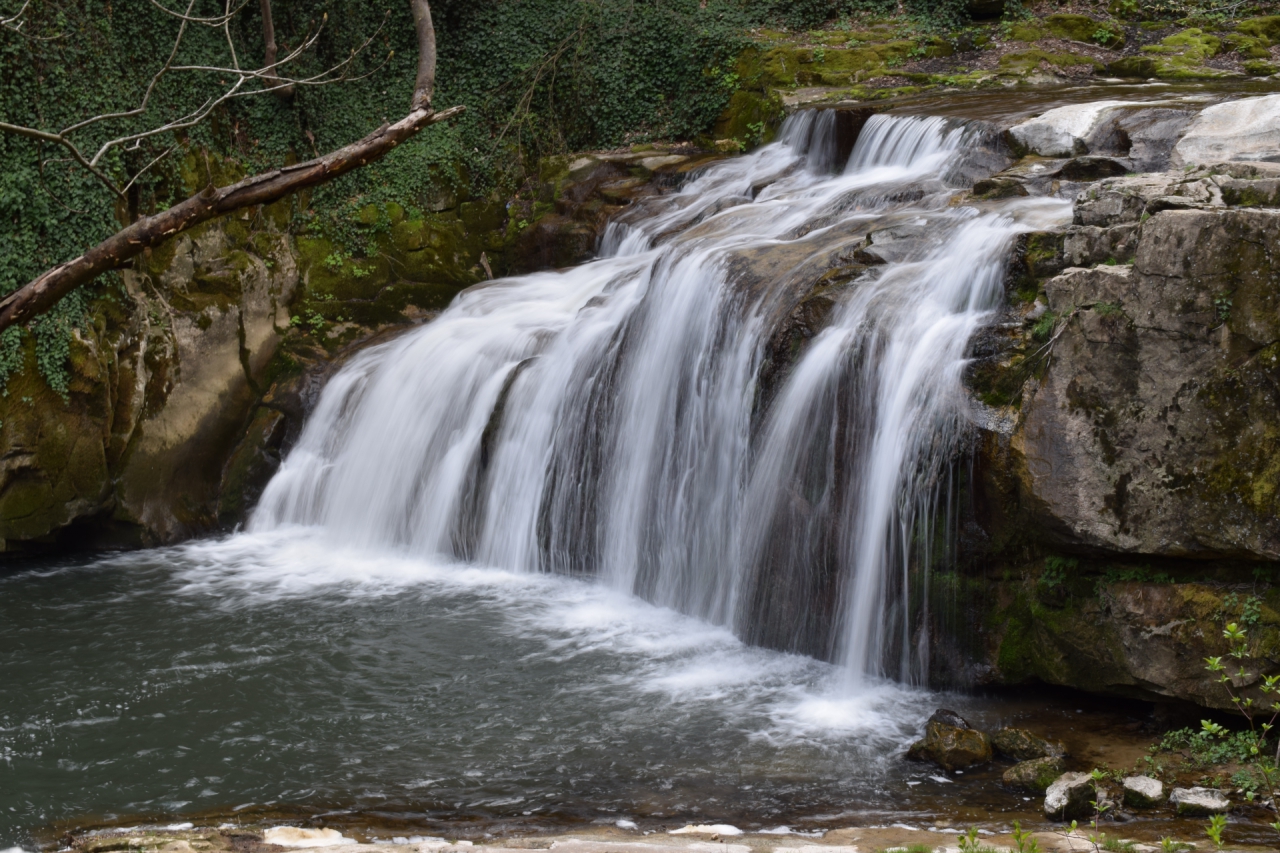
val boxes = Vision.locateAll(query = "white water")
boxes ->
[252,111,1069,682]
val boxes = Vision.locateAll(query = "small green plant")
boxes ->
[1101,837,1136,853]
[956,827,1000,853]
[1088,768,1111,851]
[1159,839,1191,853]
[1031,310,1058,342]
[812,46,826,63]
[1039,555,1077,592]
[1202,620,1280,839]
[1094,301,1122,315]
[1242,594,1263,627]
[1214,293,1233,323]
[1092,25,1121,46]
[1011,821,1040,853]
[1205,814,1226,850]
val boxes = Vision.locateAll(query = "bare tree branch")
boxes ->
[1,0,29,30]
[144,0,250,25]
[259,0,295,99]
[0,2,385,203]
[0,120,126,200]
[0,0,462,336]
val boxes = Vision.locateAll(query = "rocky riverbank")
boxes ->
[36,820,1280,853]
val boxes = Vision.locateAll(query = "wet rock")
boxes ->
[1173,94,1280,167]
[1010,101,1137,157]
[1003,756,1066,792]
[1074,107,1196,173]
[906,709,993,771]
[1170,786,1230,815]
[1073,174,1178,226]
[1062,223,1139,267]
[1217,176,1280,207]
[1014,210,1280,563]
[1055,157,1129,182]
[973,177,1028,199]
[1122,775,1165,808]
[992,727,1066,761]
[1044,772,1097,821]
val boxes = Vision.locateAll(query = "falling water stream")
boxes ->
[1,110,1100,848]
[252,111,1066,680]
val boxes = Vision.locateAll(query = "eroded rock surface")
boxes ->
[1122,775,1165,809]
[1173,93,1280,167]
[1014,209,1280,560]
[1043,772,1096,821]
[1170,786,1230,815]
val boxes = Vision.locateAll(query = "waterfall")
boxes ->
[252,110,1068,682]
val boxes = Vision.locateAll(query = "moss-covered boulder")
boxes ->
[907,709,993,771]
[1003,756,1066,793]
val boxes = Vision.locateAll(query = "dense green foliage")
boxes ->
[0,0,794,389]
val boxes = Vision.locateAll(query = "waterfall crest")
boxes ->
[252,109,1069,682]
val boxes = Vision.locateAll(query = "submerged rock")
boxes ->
[1043,772,1097,821]
[992,726,1066,761]
[1122,775,1165,808]
[906,709,993,771]
[1170,786,1230,815]
[1003,756,1066,792]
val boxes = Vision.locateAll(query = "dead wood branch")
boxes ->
[0,0,461,335]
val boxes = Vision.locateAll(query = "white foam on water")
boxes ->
[148,528,936,747]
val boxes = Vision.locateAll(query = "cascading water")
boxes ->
[252,110,1069,683]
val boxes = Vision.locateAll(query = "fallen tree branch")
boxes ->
[0,0,460,335]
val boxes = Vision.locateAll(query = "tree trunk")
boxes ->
[259,0,295,99]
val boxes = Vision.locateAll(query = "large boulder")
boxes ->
[1173,94,1280,167]
[1010,101,1135,157]
[906,709,993,771]
[1011,209,1280,561]
[1004,756,1066,793]
[1043,772,1097,821]
[1170,786,1230,815]
[992,727,1066,761]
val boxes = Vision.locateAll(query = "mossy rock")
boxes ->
[1106,55,1158,78]
[1244,59,1279,76]
[1003,756,1066,793]
[713,89,786,148]
[1224,32,1272,59]
[1236,15,1280,44]
[1045,13,1125,48]
[998,49,1103,76]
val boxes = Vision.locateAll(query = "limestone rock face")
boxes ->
[1170,786,1230,815]
[1012,209,1280,560]
[1010,101,1136,157]
[1003,756,1066,793]
[1043,772,1096,821]
[906,709,993,771]
[1173,94,1280,167]
[992,727,1066,761]
[1122,775,1165,808]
